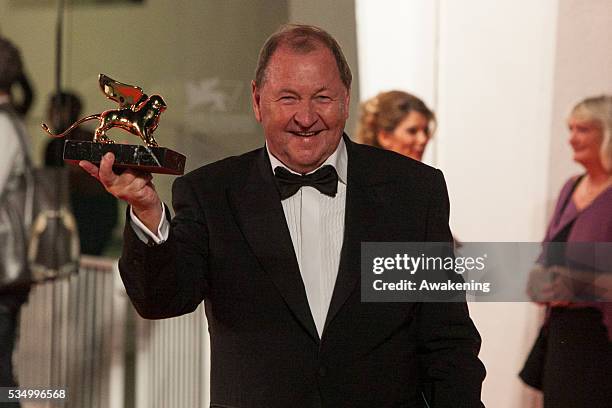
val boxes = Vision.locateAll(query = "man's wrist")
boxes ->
[132,201,163,232]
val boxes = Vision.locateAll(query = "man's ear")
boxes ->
[251,80,262,123]
[342,89,351,120]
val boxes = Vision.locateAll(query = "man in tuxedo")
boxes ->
[82,24,485,407]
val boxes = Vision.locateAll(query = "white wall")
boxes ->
[436,0,558,243]
[355,0,437,104]
[356,1,560,407]
[357,0,611,405]
[438,2,611,404]
[547,0,612,204]
[355,0,438,163]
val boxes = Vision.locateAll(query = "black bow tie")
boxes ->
[274,165,339,200]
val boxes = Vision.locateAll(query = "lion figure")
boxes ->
[42,75,167,148]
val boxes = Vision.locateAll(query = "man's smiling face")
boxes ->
[251,44,350,174]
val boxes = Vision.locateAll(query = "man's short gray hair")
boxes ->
[254,24,352,90]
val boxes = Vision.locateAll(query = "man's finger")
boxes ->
[98,152,118,186]
[79,160,100,180]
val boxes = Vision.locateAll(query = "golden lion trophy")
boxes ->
[42,74,186,175]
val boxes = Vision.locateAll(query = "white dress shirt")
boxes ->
[267,139,347,337]
[131,138,348,337]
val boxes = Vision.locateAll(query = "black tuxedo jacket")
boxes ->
[119,136,485,407]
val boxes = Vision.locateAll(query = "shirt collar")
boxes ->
[266,136,347,185]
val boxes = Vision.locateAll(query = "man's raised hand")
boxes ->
[79,152,163,231]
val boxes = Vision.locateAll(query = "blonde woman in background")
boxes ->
[356,90,436,161]
[521,95,612,408]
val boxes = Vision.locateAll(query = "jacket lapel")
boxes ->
[227,148,319,343]
[548,176,582,241]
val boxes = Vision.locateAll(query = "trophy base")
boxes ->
[63,140,186,175]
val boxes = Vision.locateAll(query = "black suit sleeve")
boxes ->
[417,169,486,407]
[118,176,209,319]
